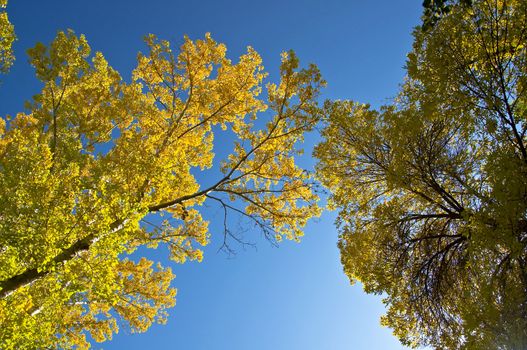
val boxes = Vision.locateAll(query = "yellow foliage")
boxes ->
[0,31,323,348]
[316,1,527,349]
[0,0,14,73]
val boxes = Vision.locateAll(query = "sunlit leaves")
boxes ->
[0,31,322,349]
[0,0,14,73]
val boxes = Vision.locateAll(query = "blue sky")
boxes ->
[1,1,423,349]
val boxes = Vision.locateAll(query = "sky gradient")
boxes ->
[1,1,423,349]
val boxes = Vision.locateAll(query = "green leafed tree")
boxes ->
[0,31,323,349]
[315,0,527,348]
[421,0,473,29]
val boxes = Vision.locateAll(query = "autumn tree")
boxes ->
[316,0,527,349]
[0,0,15,73]
[421,0,473,29]
[0,30,323,349]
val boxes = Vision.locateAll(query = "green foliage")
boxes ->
[422,0,472,30]
[316,0,527,348]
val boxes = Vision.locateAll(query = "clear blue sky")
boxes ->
[1,1,423,349]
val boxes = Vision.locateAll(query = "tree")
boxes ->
[0,0,15,73]
[0,30,323,349]
[315,0,527,348]
[421,0,473,29]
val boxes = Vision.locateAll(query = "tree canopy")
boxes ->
[0,31,323,349]
[315,0,527,348]
[0,0,15,73]
[421,0,473,29]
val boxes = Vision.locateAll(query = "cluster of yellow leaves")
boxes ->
[0,0,14,73]
[0,30,323,349]
[316,1,527,349]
